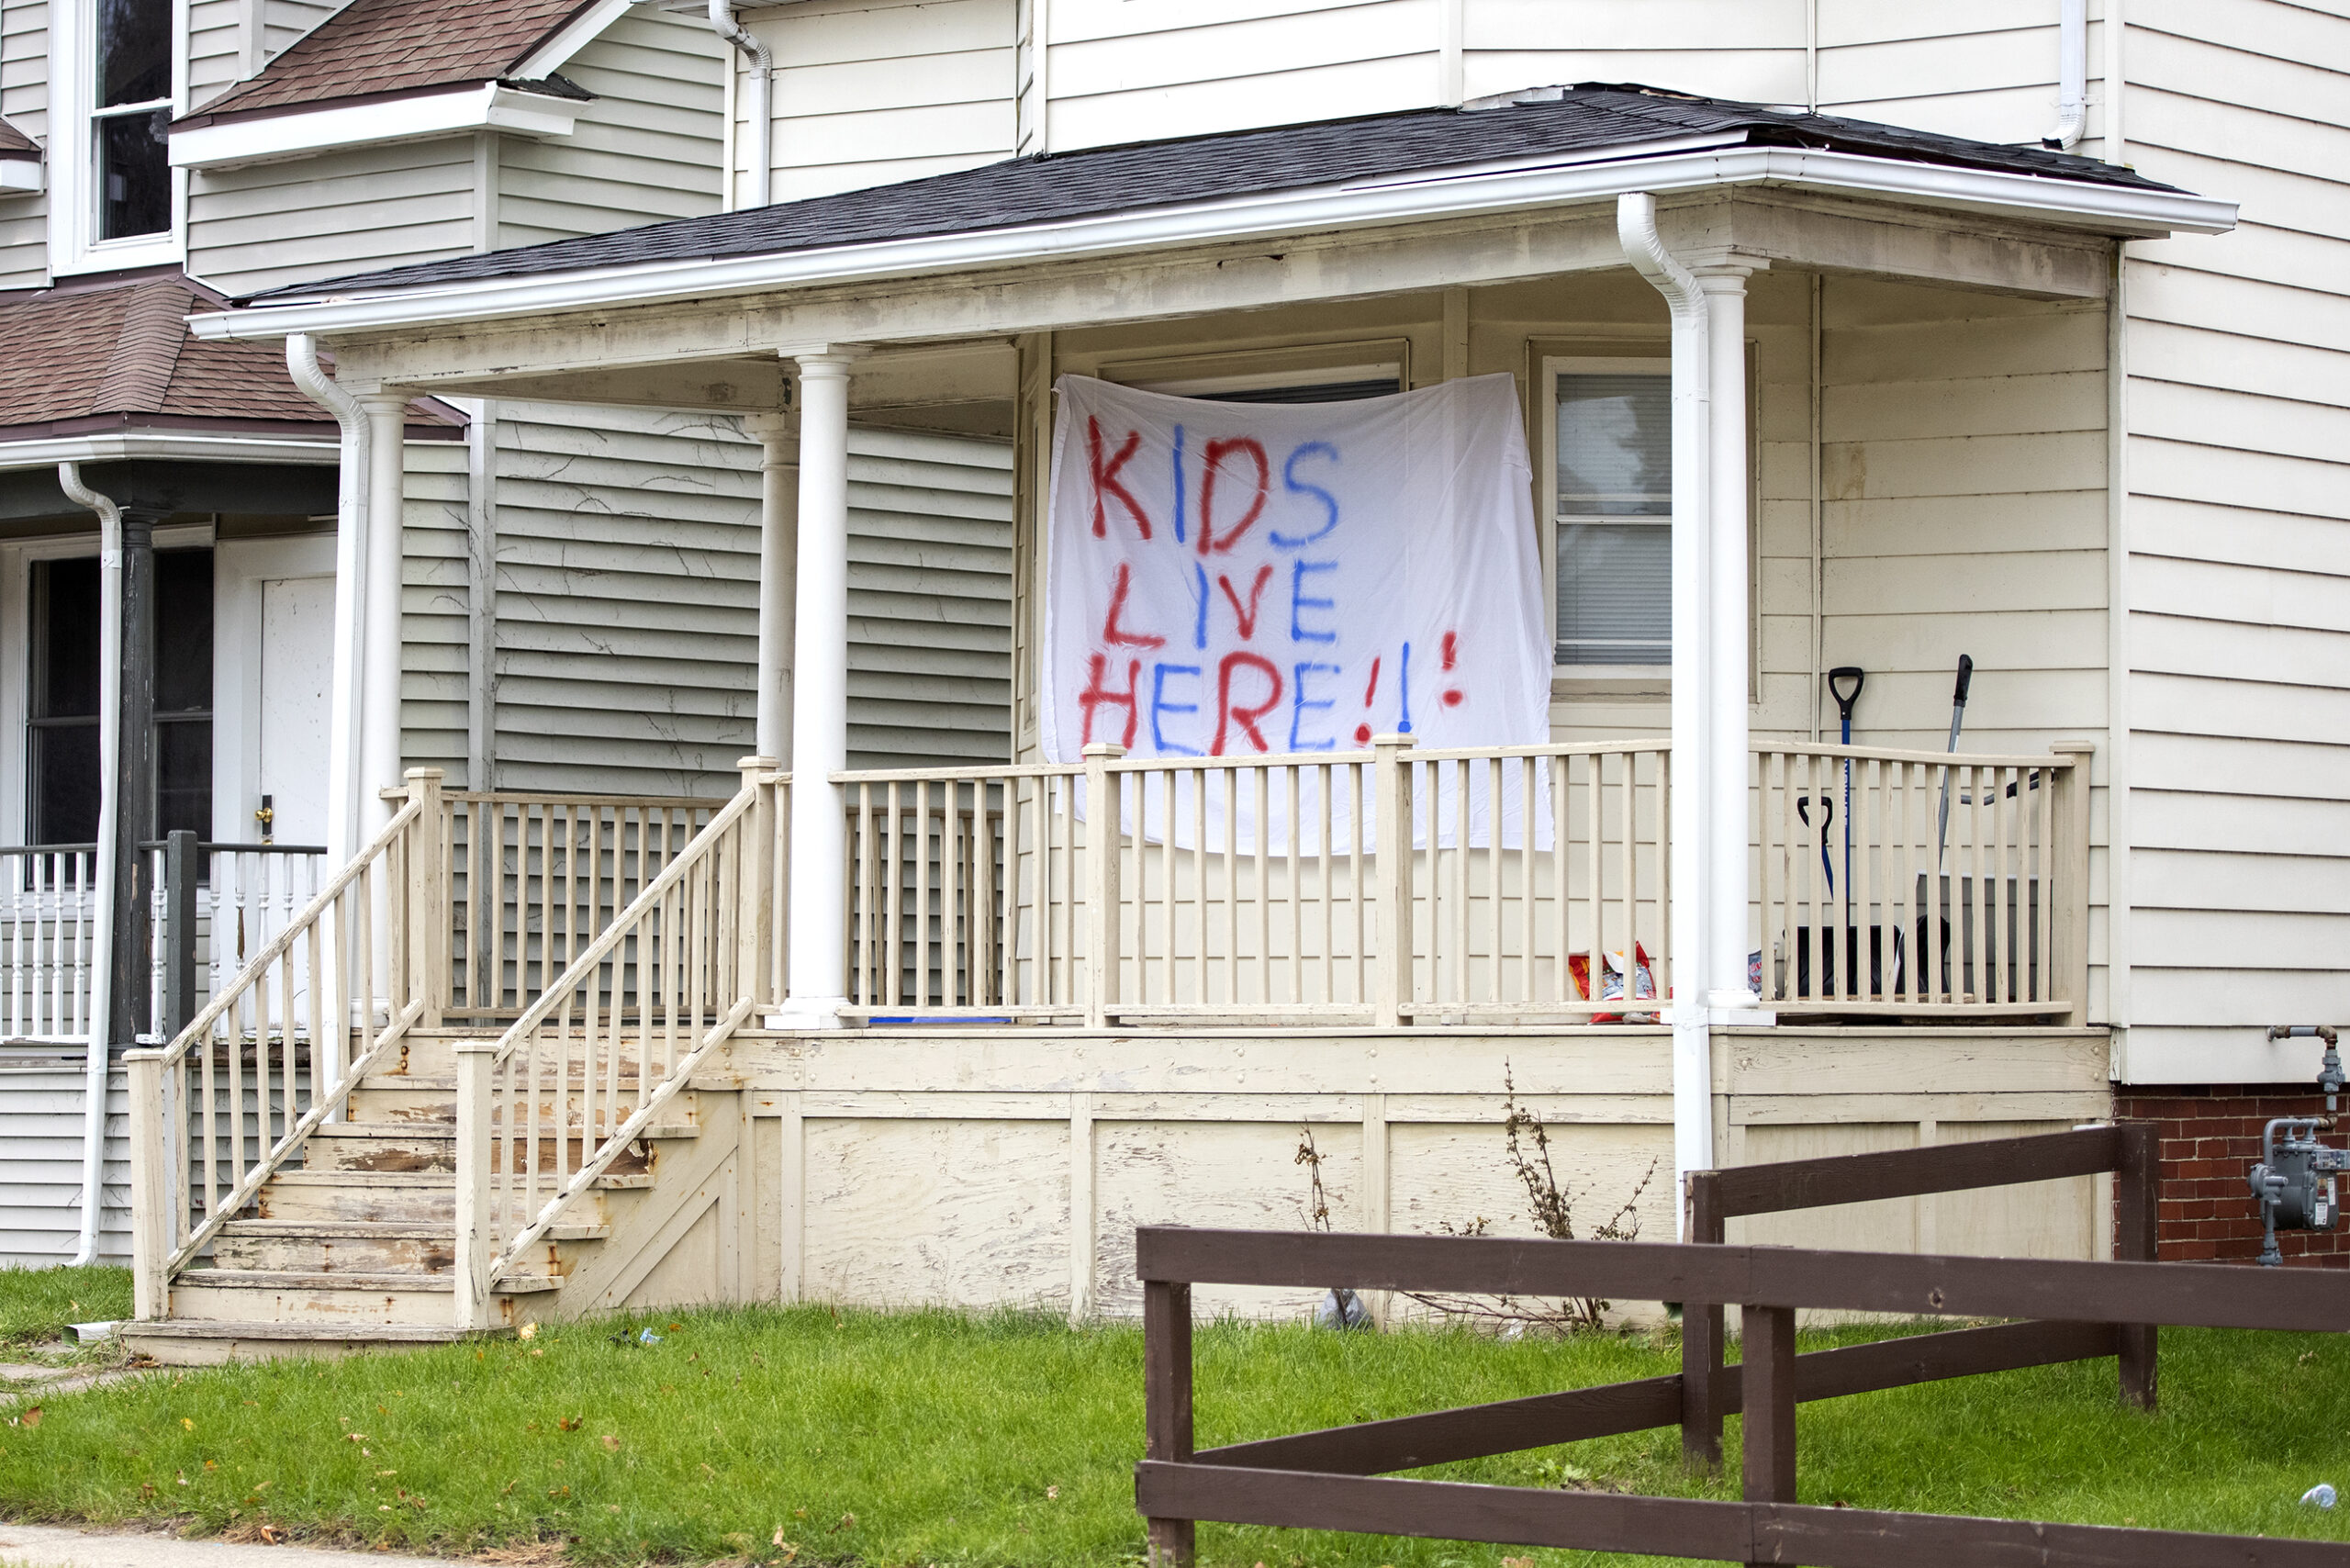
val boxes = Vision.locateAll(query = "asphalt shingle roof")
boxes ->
[0,272,459,438]
[177,0,597,126]
[252,84,2188,302]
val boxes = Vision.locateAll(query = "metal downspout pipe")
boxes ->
[1617,192,1715,1227]
[2046,0,2088,150]
[285,333,370,876]
[56,463,121,1267]
[708,0,773,209]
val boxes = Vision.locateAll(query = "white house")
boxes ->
[0,0,2328,1359]
[0,0,1015,1267]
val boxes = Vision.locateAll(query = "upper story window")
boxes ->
[52,0,181,271]
[95,0,171,239]
[1546,360,1672,668]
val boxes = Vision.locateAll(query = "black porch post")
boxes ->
[107,507,160,1047]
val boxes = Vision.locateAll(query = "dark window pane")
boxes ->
[156,550,213,713]
[98,111,170,240]
[32,557,100,720]
[97,0,169,106]
[1193,378,1402,405]
[155,718,210,840]
[31,722,101,844]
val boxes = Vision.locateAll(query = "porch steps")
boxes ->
[123,1036,701,1365]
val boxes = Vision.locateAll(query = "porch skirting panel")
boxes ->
[652,1026,2115,1321]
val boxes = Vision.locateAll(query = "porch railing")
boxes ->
[443,790,724,1018]
[454,763,783,1324]
[140,835,329,1043]
[122,770,447,1319]
[835,739,1673,1027]
[1753,744,2090,1019]
[0,844,96,1042]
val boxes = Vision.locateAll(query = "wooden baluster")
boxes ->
[1317,763,1335,1007]
[1255,766,1271,1008]
[1287,765,1304,1008]
[1222,770,1238,1008]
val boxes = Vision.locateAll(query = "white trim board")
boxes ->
[171,84,582,172]
[193,143,2237,345]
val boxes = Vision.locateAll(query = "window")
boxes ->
[27,549,213,846]
[93,0,172,239]
[1547,360,1671,667]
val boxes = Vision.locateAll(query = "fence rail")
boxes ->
[1135,1214,2350,1568]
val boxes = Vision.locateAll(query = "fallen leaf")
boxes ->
[518,1323,537,1341]
[376,1470,397,1478]
[667,1323,682,1332]
[181,1418,194,1430]
[1046,1484,1059,1500]
[18,1407,39,1429]
[529,1349,543,1358]
[344,1432,367,1443]
[1503,1559,1537,1568]
[258,1525,284,1545]
[601,1434,621,1451]
[556,1416,583,1432]
[832,1513,856,1532]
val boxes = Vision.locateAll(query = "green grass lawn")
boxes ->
[2,1287,2348,1567]
[0,1265,130,1349]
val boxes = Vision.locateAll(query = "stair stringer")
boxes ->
[535,1092,745,1318]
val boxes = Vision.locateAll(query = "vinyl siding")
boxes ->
[186,0,242,110]
[2109,1,2350,1081]
[1462,0,1806,108]
[1047,0,1437,151]
[496,7,725,249]
[0,1055,126,1269]
[185,138,478,297]
[1816,1,2088,149]
[263,0,336,60]
[485,405,1013,796]
[749,0,1014,205]
[0,0,47,288]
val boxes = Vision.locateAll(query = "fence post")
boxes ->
[1371,734,1416,1027]
[1680,1170,1726,1473]
[126,1047,169,1319]
[2049,743,2094,1026]
[453,1039,497,1331]
[1740,1302,1798,1510]
[1083,744,1124,1029]
[2116,1117,2160,1410]
[163,830,197,1042]
[1143,1276,1195,1568]
[737,756,778,1010]
[405,769,448,1029]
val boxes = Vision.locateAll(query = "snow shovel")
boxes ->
[1829,666,1864,933]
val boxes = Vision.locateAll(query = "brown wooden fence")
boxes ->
[1680,1121,2159,1469]
[1135,1213,2350,1566]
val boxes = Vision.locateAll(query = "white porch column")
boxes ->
[745,411,800,763]
[358,393,411,837]
[1619,193,1715,1226]
[1698,264,1762,1012]
[773,349,862,1028]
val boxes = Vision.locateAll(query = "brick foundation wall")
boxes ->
[2114,1086,2350,1265]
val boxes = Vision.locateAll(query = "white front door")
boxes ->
[257,576,333,847]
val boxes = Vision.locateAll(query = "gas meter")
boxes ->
[2248,1025,2349,1267]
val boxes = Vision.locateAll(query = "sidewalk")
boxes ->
[0,1522,462,1568]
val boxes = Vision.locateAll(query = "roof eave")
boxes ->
[187,144,2238,344]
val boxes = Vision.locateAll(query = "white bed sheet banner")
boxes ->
[1040,372,1550,850]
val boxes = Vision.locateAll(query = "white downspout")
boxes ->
[1617,192,1714,1228]
[2045,0,2087,150]
[57,462,121,1267]
[285,333,371,875]
[708,1,773,209]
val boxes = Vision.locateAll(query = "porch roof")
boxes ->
[250,84,2198,306]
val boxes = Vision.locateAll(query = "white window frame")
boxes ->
[0,521,213,846]
[50,0,189,276]
[1540,353,1675,680]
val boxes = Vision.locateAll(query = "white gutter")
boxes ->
[2045,0,2088,151]
[705,0,772,209]
[0,432,339,470]
[1617,191,1714,1236]
[285,333,371,875]
[55,462,122,1269]
[171,84,580,171]
[189,142,2238,343]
